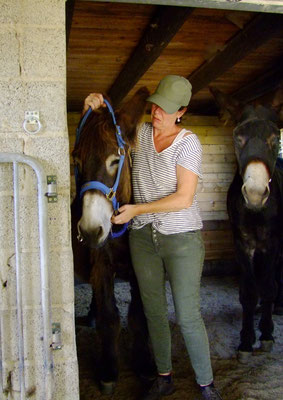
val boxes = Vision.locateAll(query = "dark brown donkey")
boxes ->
[211,87,283,363]
[71,87,155,394]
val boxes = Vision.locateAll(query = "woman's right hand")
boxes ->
[83,93,106,114]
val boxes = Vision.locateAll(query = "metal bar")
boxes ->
[13,162,26,399]
[84,0,283,15]
[0,153,54,400]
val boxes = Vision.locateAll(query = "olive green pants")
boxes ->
[129,225,213,386]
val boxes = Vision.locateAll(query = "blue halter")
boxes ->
[75,99,128,240]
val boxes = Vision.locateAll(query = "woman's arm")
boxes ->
[111,165,199,224]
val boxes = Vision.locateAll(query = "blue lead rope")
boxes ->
[75,99,129,240]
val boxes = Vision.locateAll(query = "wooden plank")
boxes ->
[107,6,194,106]
[203,248,235,260]
[202,154,236,163]
[85,1,283,15]
[185,126,234,136]
[197,181,232,193]
[204,251,234,261]
[203,245,235,260]
[197,192,227,202]
[199,136,233,145]
[202,172,235,182]
[203,241,234,250]
[202,212,229,220]
[188,13,283,94]
[201,211,229,221]
[202,232,235,255]
[202,163,236,173]
[233,56,283,103]
[182,115,224,126]
[202,220,231,230]
[198,201,227,212]
[66,0,76,49]
[202,229,233,240]
[202,144,235,154]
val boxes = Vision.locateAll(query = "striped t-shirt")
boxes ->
[130,122,203,234]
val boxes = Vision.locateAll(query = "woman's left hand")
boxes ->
[111,204,138,224]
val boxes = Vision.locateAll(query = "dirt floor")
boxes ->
[75,274,283,400]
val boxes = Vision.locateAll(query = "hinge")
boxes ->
[51,323,63,350]
[46,175,58,203]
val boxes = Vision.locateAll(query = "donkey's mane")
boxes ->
[74,109,119,163]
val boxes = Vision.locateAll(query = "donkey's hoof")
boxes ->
[100,380,116,395]
[259,340,273,352]
[237,350,252,363]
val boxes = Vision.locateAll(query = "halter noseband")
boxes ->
[75,98,128,240]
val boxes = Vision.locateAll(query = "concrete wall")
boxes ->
[0,1,79,399]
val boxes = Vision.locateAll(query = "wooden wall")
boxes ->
[67,112,236,261]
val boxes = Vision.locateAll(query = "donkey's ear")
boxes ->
[116,87,150,143]
[210,87,243,125]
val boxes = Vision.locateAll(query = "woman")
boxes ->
[83,75,222,400]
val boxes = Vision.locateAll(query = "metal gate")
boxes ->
[0,153,54,399]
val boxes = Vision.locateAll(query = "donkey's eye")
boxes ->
[266,133,279,148]
[234,136,246,148]
[106,154,120,176]
[110,159,120,167]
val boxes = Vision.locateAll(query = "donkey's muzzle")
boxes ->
[77,224,105,248]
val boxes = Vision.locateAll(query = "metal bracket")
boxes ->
[46,175,58,203]
[51,323,63,350]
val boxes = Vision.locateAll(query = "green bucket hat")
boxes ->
[147,75,192,114]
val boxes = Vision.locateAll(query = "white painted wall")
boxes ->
[0,0,79,398]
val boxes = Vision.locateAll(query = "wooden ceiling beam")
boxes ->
[66,0,76,50]
[189,58,283,115]
[107,6,194,107]
[188,12,283,95]
[232,57,283,103]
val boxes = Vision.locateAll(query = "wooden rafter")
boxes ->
[189,57,283,114]
[66,0,76,49]
[232,56,283,103]
[188,12,283,95]
[188,56,283,115]
[107,6,194,107]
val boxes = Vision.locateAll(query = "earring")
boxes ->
[176,117,181,123]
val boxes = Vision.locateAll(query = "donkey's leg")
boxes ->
[238,271,258,361]
[257,252,277,351]
[274,277,283,315]
[128,274,156,380]
[91,272,120,394]
[274,250,283,315]
[86,288,97,327]
[258,296,274,352]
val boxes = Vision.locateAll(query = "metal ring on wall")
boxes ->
[23,112,42,135]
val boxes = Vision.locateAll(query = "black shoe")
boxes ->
[200,383,222,400]
[141,375,175,400]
